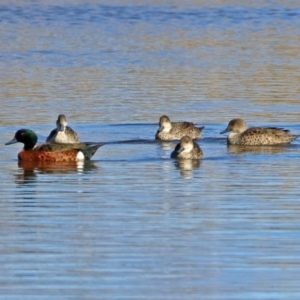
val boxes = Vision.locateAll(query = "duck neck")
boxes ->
[163,124,172,133]
[227,132,241,145]
[24,141,36,150]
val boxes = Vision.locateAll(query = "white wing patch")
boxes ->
[76,151,85,161]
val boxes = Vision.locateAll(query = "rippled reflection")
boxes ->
[173,159,201,179]
[227,144,294,155]
[159,141,177,152]
[15,160,98,185]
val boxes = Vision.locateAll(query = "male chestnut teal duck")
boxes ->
[155,115,204,141]
[220,118,300,145]
[6,129,104,162]
[171,136,203,159]
[46,114,80,143]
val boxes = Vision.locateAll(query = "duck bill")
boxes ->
[178,146,185,154]
[220,127,230,134]
[5,137,18,145]
[158,126,164,132]
[58,124,66,131]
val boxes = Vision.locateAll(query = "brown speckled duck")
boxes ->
[220,118,300,145]
[171,136,203,159]
[155,115,204,141]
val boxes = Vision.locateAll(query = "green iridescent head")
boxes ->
[5,129,38,150]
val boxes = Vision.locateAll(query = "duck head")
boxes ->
[158,115,172,132]
[220,118,248,134]
[5,129,38,150]
[56,114,68,132]
[177,136,194,154]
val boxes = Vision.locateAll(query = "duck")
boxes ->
[155,115,204,141]
[171,136,203,159]
[5,129,104,162]
[220,118,300,145]
[46,114,80,143]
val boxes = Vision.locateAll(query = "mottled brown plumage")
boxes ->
[171,136,203,159]
[155,115,204,141]
[220,118,300,145]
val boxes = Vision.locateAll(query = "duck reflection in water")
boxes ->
[15,160,98,185]
[174,159,201,180]
[227,144,294,155]
[15,165,37,186]
[159,141,176,152]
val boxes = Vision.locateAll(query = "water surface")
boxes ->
[1,1,300,299]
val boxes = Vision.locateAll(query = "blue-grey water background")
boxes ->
[1,1,300,299]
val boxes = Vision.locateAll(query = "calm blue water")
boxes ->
[1,1,300,299]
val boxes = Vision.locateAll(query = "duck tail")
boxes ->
[293,134,300,141]
[81,143,105,160]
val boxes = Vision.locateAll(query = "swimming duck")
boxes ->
[171,136,203,159]
[46,114,80,143]
[5,129,104,162]
[155,115,204,141]
[220,118,300,145]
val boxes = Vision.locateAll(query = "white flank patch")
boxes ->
[76,151,85,161]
